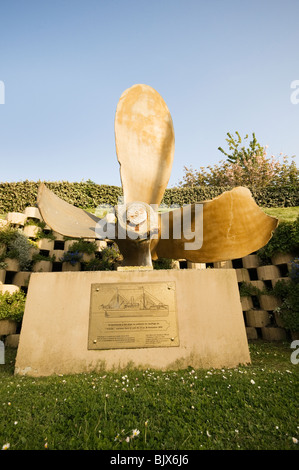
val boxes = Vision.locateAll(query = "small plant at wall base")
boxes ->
[0,290,26,322]
[153,258,174,270]
[82,258,105,271]
[95,245,123,271]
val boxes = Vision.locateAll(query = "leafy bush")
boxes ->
[31,253,56,263]
[83,258,105,271]
[66,240,97,254]
[273,282,299,332]
[257,216,299,261]
[0,226,35,271]
[289,258,299,283]
[95,245,122,271]
[0,290,26,322]
[239,282,265,297]
[273,263,299,331]
[60,251,83,265]
[153,258,174,270]
[180,132,298,189]
[61,240,97,266]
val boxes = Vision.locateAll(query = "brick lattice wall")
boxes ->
[0,208,295,346]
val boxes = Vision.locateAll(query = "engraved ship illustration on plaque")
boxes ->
[101,287,169,318]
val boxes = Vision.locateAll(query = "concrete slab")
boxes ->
[15,269,250,376]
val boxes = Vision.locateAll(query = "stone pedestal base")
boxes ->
[15,269,250,377]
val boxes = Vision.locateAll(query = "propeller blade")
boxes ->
[115,84,175,206]
[37,183,102,239]
[151,187,278,263]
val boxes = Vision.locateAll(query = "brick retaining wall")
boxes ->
[0,208,296,347]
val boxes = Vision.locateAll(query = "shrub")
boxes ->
[273,264,299,332]
[180,131,298,189]
[257,216,299,261]
[83,258,105,271]
[0,226,35,271]
[289,258,299,284]
[66,240,97,254]
[96,245,122,271]
[60,251,82,265]
[0,290,26,322]
[153,258,174,270]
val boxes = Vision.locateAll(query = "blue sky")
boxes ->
[0,0,298,188]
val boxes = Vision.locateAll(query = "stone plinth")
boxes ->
[15,269,251,377]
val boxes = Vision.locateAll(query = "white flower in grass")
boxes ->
[2,443,10,450]
[250,379,255,384]
[132,429,140,437]
[292,437,298,444]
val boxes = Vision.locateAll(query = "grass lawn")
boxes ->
[0,340,298,451]
[262,206,299,223]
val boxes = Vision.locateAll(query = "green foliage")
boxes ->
[153,258,174,270]
[59,240,97,266]
[0,181,123,213]
[218,131,264,164]
[83,258,106,271]
[60,251,82,265]
[250,185,299,208]
[0,290,26,322]
[180,131,298,191]
[95,245,123,271]
[31,253,56,263]
[0,226,35,271]
[0,181,298,214]
[257,216,299,261]
[273,276,299,331]
[66,239,97,254]
[163,185,299,208]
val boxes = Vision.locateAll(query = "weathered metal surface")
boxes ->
[88,282,179,350]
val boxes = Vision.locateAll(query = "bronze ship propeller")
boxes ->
[37,84,278,267]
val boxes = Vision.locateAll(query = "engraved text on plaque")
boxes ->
[88,282,179,349]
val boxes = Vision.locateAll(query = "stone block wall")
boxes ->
[0,208,295,346]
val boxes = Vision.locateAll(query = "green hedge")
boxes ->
[0,181,123,213]
[163,185,299,207]
[0,181,298,213]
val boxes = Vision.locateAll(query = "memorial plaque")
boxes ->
[88,282,179,350]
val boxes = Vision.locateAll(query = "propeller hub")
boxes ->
[116,201,159,241]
